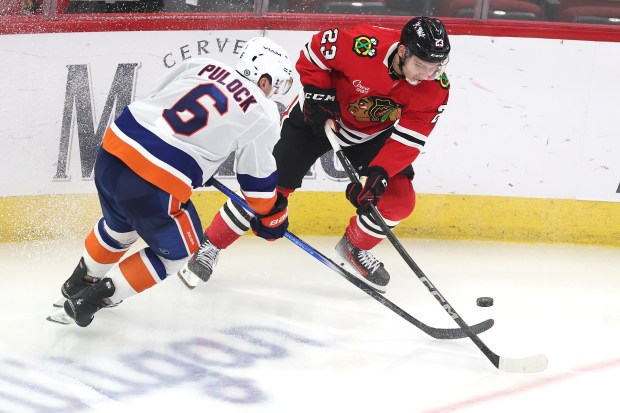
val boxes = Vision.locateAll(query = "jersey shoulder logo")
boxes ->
[438,72,450,89]
[348,96,403,123]
[352,35,378,58]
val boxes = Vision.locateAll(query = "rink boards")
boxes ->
[0,29,618,246]
[0,191,617,246]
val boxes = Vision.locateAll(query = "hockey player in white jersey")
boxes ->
[56,37,294,327]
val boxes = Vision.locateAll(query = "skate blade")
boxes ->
[177,268,198,290]
[54,296,119,308]
[47,309,74,325]
[52,297,66,308]
[104,300,121,308]
[331,253,387,294]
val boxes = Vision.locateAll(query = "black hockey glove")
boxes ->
[302,84,340,126]
[346,166,389,214]
[250,192,289,241]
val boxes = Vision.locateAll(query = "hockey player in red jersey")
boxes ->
[54,37,294,327]
[179,17,451,294]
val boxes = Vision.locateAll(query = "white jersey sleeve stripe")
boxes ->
[103,116,192,202]
[303,42,330,71]
[391,123,428,150]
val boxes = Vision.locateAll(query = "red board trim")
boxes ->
[2,13,620,42]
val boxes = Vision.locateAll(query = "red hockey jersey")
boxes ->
[296,24,450,177]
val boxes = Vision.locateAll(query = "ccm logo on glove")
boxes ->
[302,84,340,126]
[304,92,336,101]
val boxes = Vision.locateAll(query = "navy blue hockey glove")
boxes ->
[250,192,289,241]
[346,166,389,214]
[302,84,340,126]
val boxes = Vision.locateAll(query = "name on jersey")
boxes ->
[198,64,257,112]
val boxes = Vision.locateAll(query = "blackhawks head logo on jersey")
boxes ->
[347,96,403,123]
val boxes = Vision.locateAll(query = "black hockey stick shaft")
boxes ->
[210,178,493,340]
[323,120,547,372]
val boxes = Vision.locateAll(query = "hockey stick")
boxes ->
[324,120,547,373]
[210,178,493,340]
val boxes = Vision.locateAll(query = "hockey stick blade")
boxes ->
[47,309,74,325]
[498,354,549,373]
[324,120,547,372]
[210,178,494,340]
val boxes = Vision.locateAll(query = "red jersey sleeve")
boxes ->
[296,27,358,89]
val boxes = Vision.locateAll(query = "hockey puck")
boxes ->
[476,297,494,307]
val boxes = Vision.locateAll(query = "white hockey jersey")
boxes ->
[102,58,281,215]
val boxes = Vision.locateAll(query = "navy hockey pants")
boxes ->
[94,148,204,261]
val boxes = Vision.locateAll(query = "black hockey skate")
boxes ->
[54,257,120,308]
[335,235,390,293]
[64,278,116,327]
[177,235,220,289]
[61,257,100,299]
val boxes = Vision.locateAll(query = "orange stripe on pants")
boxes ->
[85,230,127,265]
[119,252,157,293]
[169,199,199,255]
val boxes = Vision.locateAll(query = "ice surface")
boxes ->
[0,237,618,412]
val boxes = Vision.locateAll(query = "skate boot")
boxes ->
[335,235,390,293]
[64,278,116,327]
[177,235,220,290]
[61,257,100,299]
[55,257,119,308]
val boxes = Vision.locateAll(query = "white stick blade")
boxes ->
[499,354,548,373]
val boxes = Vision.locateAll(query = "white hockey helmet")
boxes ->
[236,37,294,98]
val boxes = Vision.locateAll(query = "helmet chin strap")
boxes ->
[388,50,405,80]
[397,54,406,78]
[396,53,421,86]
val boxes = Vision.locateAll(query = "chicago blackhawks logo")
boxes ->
[352,35,378,58]
[348,96,403,122]
[438,72,450,89]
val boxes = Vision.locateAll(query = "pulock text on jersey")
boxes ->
[54,63,349,183]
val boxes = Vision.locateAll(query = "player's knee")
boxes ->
[379,175,416,219]
[399,187,416,217]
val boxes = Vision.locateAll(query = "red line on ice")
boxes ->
[421,357,620,413]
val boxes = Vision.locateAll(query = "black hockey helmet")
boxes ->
[400,17,450,64]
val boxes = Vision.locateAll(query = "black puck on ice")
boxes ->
[476,297,494,307]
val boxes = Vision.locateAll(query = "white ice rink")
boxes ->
[0,236,619,413]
